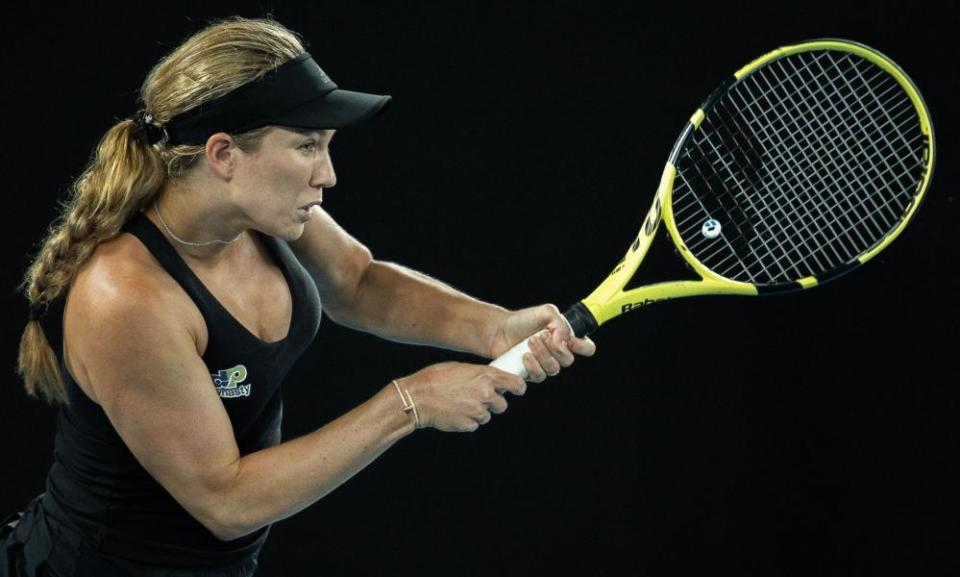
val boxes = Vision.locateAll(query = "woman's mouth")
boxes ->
[298,200,323,221]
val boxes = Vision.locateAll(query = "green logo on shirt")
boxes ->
[211,365,251,398]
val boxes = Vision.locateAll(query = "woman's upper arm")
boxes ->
[67,274,241,538]
[288,206,372,313]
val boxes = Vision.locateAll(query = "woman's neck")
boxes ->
[146,186,251,263]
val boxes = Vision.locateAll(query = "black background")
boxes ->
[1,1,957,575]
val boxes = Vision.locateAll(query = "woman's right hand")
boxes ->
[395,362,527,432]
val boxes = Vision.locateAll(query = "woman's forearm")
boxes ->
[326,260,509,358]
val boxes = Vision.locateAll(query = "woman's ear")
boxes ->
[203,132,238,179]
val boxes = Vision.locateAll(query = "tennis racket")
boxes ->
[491,39,935,378]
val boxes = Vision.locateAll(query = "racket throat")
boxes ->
[585,279,758,327]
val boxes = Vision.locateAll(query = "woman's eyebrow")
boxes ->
[291,128,336,139]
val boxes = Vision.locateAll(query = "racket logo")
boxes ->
[622,298,665,313]
[643,196,662,237]
[701,218,721,239]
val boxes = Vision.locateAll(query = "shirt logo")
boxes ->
[211,365,252,398]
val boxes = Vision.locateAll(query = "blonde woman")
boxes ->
[2,15,594,577]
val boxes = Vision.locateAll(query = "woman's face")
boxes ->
[230,126,336,241]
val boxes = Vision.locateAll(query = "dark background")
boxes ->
[1,1,957,575]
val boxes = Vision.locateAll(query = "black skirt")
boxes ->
[0,495,259,577]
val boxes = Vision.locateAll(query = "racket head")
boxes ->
[663,39,934,293]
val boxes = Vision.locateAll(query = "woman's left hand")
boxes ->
[489,304,596,382]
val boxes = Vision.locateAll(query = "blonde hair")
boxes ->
[18,16,305,403]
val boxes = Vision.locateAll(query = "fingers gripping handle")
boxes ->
[489,336,537,378]
[488,303,598,379]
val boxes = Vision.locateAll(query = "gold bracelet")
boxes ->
[392,379,421,429]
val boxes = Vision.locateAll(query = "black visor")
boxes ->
[162,53,391,146]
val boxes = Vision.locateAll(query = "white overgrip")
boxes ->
[489,332,546,380]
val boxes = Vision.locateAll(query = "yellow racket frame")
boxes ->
[581,40,935,328]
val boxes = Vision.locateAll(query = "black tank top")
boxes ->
[38,211,322,567]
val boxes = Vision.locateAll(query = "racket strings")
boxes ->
[715,60,920,277]
[756,56,922,250]
[672,49,927,285]
[684,50,924,280]
[704,53,922,280]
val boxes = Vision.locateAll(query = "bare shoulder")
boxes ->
[288,206,372,313]
[289,207,371,266]
[68,231,200,328]
[64,232,206,401]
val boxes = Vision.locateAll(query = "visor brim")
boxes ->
[271,89,392,130]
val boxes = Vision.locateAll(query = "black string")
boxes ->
[132,109,166,145]
[28,302,47,321]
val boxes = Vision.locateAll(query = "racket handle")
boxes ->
[489,336,538,378]
[488,303,598,379]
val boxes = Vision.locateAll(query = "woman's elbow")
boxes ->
[200,508,262,542]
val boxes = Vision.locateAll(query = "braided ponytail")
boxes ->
[18,119,166,403]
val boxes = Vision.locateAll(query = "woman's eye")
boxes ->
[301,141,317,151]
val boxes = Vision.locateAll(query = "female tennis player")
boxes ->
[1,16,595,577]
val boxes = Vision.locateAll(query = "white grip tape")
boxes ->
[489,331,547,379]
